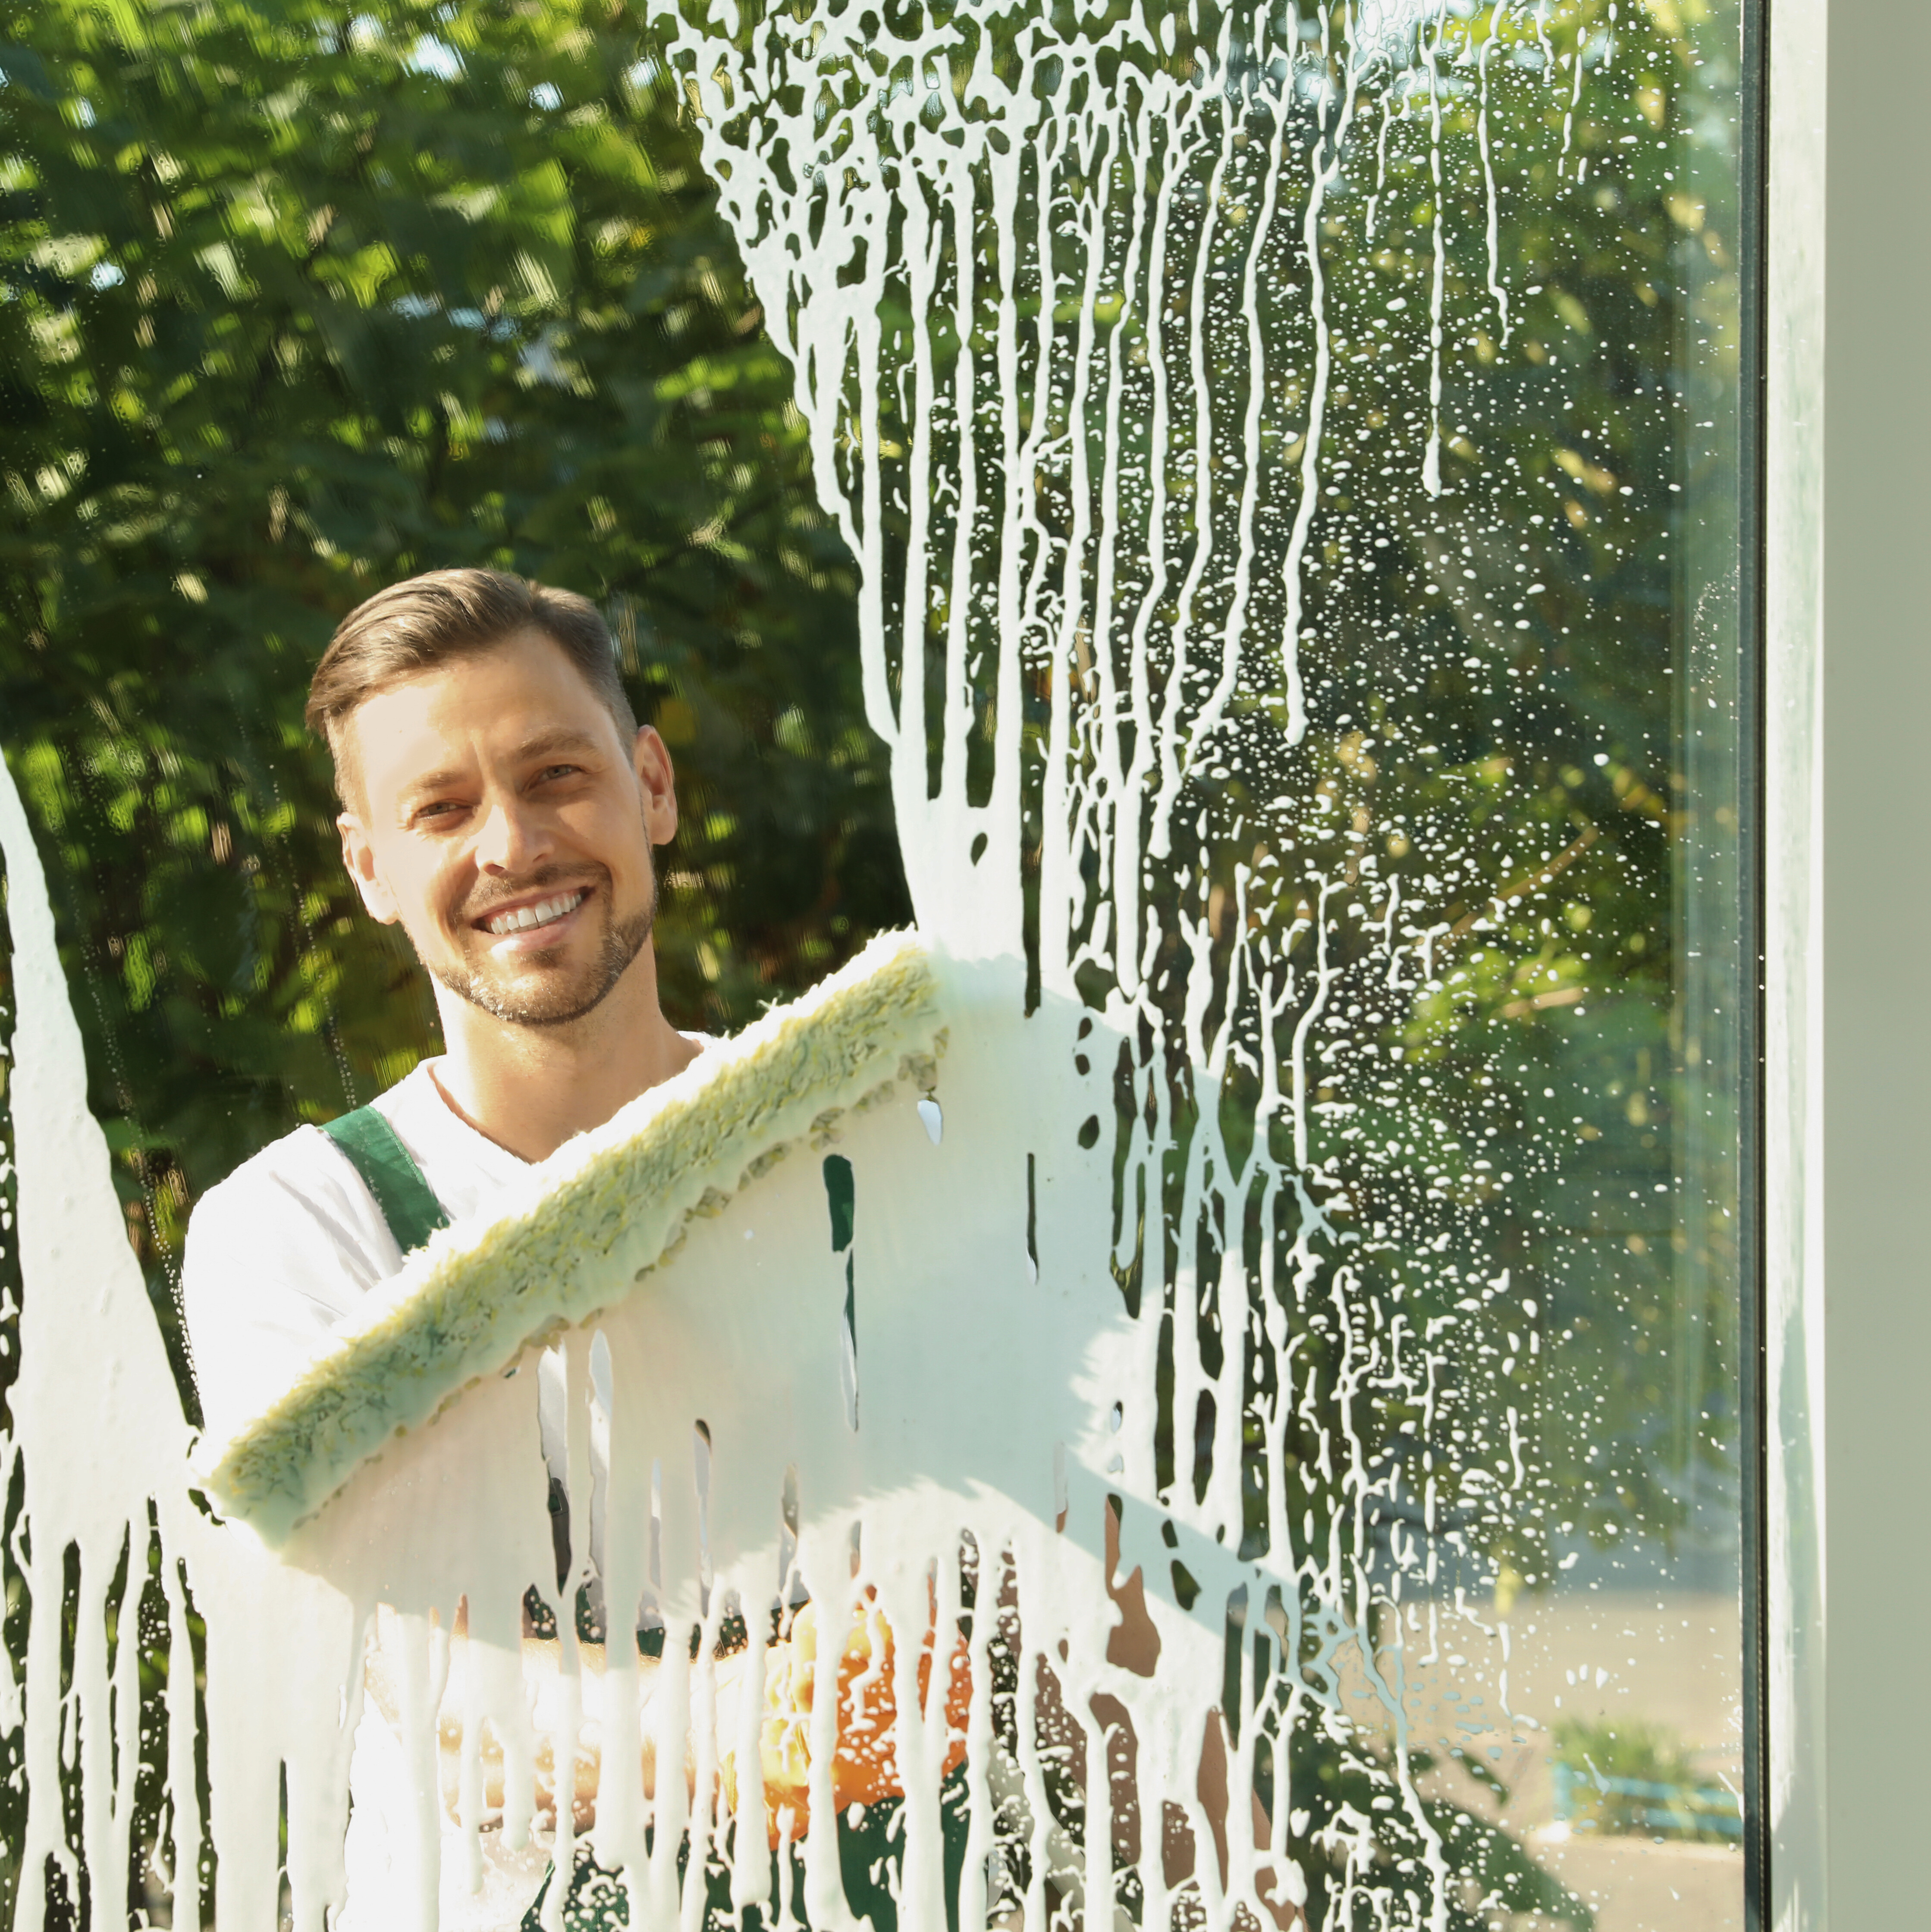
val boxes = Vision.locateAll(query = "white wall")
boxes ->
[1772,0,1931,1922]
[1823,0,1931,1910]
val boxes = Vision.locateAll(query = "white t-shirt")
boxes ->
[182,1051,700,1928]
[184,1058,542,1447]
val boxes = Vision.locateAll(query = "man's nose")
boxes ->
[472,792,552,874]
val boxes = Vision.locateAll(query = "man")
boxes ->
[186,567,702,1449]
[184,568,709,1927]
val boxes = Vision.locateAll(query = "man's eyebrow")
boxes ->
[397,729,606,805]
[510,727,605,763]
[398,764,469,802]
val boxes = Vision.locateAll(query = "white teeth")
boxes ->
[485,890,584,937]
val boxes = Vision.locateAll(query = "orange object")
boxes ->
[744,1591,972,1843]
[421,1590,972,1845]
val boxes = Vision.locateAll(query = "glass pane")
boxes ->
[0,1,1750,1929]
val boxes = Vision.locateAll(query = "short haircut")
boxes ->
[307,568,639,803]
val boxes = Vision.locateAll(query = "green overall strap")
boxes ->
[320,1106,451,1255]
[322,1108,574,1591]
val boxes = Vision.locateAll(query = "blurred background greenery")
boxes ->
[0,0,914,1417]
[1550,1716,1742,1846]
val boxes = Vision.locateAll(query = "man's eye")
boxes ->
[535,764,582,783]
[413,800,465,824]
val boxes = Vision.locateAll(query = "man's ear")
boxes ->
[633,724,679,847]
[338,812,402,925]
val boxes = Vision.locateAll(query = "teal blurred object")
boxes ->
[1551,1760,1744,1844]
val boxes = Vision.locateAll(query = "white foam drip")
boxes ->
[1478,16,1513,347]
[1420,1,1448,499]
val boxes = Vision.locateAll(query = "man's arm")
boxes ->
[181,1127,406,1445]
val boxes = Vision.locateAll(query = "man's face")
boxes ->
[336,630,677,1029]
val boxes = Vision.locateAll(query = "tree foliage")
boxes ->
[1036,0,1749,1594]
[0,0,912,1407]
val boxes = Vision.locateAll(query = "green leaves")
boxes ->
[0,0,909,1391]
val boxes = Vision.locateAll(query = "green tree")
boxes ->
[0,0,912,1415]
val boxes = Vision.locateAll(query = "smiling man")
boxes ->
[180,570,711,1926]
[184,568,703,1449]
[323,570,699,1163]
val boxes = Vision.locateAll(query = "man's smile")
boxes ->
[474,885,590,942]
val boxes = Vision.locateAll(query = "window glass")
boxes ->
[0,0,1749,1926]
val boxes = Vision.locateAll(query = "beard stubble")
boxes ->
[430,865,658,1029]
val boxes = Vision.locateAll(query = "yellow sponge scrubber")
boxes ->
[198,928,945,1545]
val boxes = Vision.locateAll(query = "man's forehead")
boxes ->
[345,637,621,798]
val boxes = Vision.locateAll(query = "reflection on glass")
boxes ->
[0,0,1749,1927]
